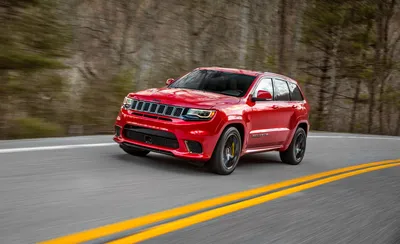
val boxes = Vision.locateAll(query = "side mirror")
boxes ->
[251,90,273,102]
[166,78,175,86]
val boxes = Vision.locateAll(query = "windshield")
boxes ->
[168,69,256,97]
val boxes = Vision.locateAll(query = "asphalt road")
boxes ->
[0,132,399,244]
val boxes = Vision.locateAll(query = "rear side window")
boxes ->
[273,79,290,101]
[288,82,304,101]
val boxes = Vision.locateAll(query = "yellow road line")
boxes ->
[38,159,400,244]
[109,162,400,244]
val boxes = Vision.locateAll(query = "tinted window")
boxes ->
[273,79,290,101]
[288,82,304,101]
[254,78,274,97]
[169,69,256,97]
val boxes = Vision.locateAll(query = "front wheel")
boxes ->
[279,127,307,165]
[207,127,242,175]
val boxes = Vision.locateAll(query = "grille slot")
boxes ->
[129,99,186,118]
[165,106,173,116]
[157,105,166,114]
[150,104,158,112]
[143,103,150,111]
[132,100,137,109]
[173,108,183,117]
[137,102,143,110]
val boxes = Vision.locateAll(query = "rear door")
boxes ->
[271,78,294,145]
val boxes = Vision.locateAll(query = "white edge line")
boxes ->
[0,143,116,154]
[0,135,399,154]
[308,135,400,140]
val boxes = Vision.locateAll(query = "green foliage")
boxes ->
[2,0,40,8]
[78,68,135,133]
[0,0,71,72]
[8,117,65,139]
[1,0,399,138]
[0,0,71,139]
[0,51,66,70]
[358,93,370,104]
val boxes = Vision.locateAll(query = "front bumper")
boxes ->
[113,108,224,161]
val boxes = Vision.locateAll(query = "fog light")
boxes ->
[185,140,203,154]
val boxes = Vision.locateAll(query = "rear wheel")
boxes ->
[207,127,242,175]
[121,145,150,157]
[279,127,307,165]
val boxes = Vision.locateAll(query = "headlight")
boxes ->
[184,109,216,120]
[122,96,133,109]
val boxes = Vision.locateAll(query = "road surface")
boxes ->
[0,132,399,244]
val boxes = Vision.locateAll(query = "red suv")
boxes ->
[113,67,310,175]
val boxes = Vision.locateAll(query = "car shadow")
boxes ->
[238,153,283,167]
[111,151,284,175]
[112,152,209,175]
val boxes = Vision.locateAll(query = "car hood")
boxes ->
[129,88,241,108]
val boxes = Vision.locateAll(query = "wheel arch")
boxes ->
[217,121,247,152]
[297,122,309,135]
[281,120,309,151]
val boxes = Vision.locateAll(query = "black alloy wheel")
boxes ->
[222,133,240,170]
[207,127,242,175]
[294,132,306,161]
[279,127,307,165]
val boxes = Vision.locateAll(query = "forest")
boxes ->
[1,0,399,139]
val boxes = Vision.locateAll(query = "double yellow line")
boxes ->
[39,159,400,244]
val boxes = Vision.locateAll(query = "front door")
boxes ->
[247,77,281,148]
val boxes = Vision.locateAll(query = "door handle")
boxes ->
[292,105,298,108]
[272,105,279,109]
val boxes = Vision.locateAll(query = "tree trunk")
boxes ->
[349,80,361,133]
[396,112,400,136]
[187,0,197,69]
[314,49,330,131]
[378,0,395,134]
[118,3,133,67]
[369,2,384,134]
[0,72,7,139]
[386,101,392,135]
[326,26,343,130]
[278,0,287,73]
[238,0,249,68]
[289,0,307,77]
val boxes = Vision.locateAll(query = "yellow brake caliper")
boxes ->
[231,141,235,156]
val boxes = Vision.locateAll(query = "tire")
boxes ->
[121,145,150,157]
[279,127,307,165]
[207,127,242,175]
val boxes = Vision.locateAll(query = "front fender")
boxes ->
[216,115,249,154]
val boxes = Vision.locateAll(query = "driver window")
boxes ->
[254,78,274,98]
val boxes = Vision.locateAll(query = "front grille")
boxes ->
[128,99,187,118]
[123,125,179,149]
